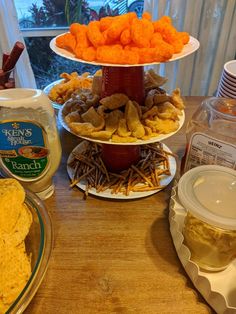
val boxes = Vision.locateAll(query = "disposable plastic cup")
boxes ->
[222,71,236,84]
[220,78,236,93]
[224,60,236,79]
[218,83,236,98]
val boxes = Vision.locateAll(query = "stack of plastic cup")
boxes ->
[216,60,236,99]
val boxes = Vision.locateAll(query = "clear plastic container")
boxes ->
[181,97,236,174]
[0,88,62,199]
[178,165,236,271]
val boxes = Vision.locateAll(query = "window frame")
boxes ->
[21,27,68,38]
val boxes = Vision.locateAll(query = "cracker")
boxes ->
[0,178,25,233]
[0,179,32,312]
[0,203,32,247]
[0,242,31,305]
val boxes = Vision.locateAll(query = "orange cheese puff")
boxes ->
[178,31,190,44]
[130,18,154,48]
[142,11,152,20]
[120,28,132,46]
[171,39,184,53]
[103,29,117,45]
[59,33,76,52]
[69,23,81,35]
[127,12,138,22]
[155,41,174,60]
[74,46,83,59]
[96,45,124,64]
[124,43,138,50]
[152,48,167,63]
[150,32,163,47]
[136,48,157,63]
[150,33,174,59]
[122,50,139,64]
[159,16,172,24]
[107,14,130,40]
[75,25,91,48]
[87,21,105,47]
[82,46,97,62]
[133,47,169,63]
[56,33,67,48]
[100,16,114,31]
[156,22,178,45]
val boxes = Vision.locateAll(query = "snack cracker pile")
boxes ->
[56,12,190,64]
[48,70,101,104]
[62,69,185,142]
[0,179,32,313]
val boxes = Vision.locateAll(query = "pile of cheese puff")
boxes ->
[56,12,190,64]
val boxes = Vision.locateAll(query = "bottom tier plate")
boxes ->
[67,142,176,200]
[169,183,236,313]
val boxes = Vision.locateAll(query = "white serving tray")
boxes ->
[169,183,236,314]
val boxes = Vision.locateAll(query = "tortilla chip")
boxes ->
[81,107,105,130]
[90,130,113,140]
[117,118,131,137]
[100,93,129,110]
[111,134,137,143]
[105,110,123,133]
[70,122,96,136]
[125,100,145,139]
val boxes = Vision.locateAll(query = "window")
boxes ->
[14,0,144,89]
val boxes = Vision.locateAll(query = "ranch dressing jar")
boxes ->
[0,88,62,199]
[181,97,236,173]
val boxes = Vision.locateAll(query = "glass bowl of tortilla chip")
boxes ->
[3,189,53,314]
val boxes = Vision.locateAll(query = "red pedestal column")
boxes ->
[101,66,145,105]
[100,66,144,172]
[101,144,140,173]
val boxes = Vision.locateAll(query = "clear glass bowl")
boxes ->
[6,189,53,314]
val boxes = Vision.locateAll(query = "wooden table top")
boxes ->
[25,96,214,314]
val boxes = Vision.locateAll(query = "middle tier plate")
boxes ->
[58,104,185,145]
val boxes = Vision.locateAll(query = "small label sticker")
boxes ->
[184,132,236,171]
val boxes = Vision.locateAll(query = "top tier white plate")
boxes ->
[50,35,200,67]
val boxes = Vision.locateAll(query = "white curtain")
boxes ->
[144,0,236,96]
[0,0,36,88]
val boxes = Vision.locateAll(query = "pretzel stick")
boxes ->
[98,156,110,182]
[131,165,154,187]
[131,185,166,192]
[70,168,94,187]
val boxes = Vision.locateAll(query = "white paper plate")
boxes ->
[58,105,185,145]
[67,141,176,199]
[169,183,236,314]
[50,35,200,67]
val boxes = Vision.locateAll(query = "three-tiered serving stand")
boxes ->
[50,35,199,199]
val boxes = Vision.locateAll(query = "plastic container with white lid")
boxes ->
[177,165,236,272]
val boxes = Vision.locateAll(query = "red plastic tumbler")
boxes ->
[101,66,145,104]
[100,65,145,172]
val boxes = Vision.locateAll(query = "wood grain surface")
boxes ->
[25,97,215,314]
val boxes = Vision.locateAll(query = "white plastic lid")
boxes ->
[0,88,54,115]
[178,165,236,230]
